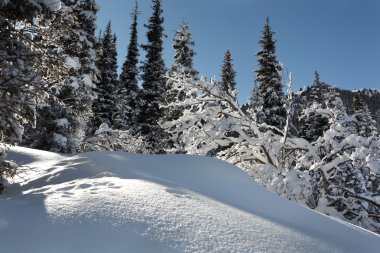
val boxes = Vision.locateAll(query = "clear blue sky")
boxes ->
[96,0,380,103]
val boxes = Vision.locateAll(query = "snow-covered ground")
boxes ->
[1,147,380,252]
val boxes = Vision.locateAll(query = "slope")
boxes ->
[1,147,380,252]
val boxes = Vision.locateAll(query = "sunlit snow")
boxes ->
[1,147,380,252]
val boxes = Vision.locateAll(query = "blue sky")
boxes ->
[96,0,380,103]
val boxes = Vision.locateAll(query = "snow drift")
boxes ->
[1,147,380,252]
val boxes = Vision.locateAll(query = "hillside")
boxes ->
[1,147,380,252]
[338,88,380,129]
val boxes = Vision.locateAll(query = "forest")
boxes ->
[1,0,380,234]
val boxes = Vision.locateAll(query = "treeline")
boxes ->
[1,0,380,234]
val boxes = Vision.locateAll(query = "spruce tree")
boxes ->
[205,50,239,156]
[351,91,378,137]
[164,21,197,121]
[161,21,198,151]
[351,92,380,194]
[91,21,118,132]
[171,21,198,76]
[352,91,365,112]
[302,88,380,231]
[251,17,286,129]
[137,0,167,152]
[115,2,140,131]
[220,50,237,95]
[0,0,62,191]
[299,71,330,142]
[24,0,99,153]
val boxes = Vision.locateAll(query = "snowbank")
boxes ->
[1,147,380,252]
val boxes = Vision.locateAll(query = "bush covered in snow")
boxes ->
[80,123,146,153]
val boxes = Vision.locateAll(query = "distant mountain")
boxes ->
[338,88,380,129]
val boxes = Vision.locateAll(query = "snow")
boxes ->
[53,133,67,146]
[94,123,110,134]
[82,74,95,88]
[40,0,62,12]
[1,147,380,252]
[64,56,80,70]
[55,118,69,127]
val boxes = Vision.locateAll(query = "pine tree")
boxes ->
[350,92,380,196]
[161,21,199,152]
[296,88,380,231]
[24,0,98,153]
[204,50,239,156]
[115,2,140,131]
[351,92,378,138]
[220,50,237,95]
[299,71,330,142]
[171,21,198,76]
[137,0,167,152]
[164,21,197,121]
[251,17,286,130]
[91,21,118,132]
[0,0,62,192]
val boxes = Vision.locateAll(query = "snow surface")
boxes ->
[1,147,380,252]
[41,0,61,12]
[64,56,80,70]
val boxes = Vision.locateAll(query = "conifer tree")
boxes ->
[351,92,378,137]
[91,21,118,132]
[296,88,380,231]
[25,0,99,153]
[204,50,239,157]
[299,71,330,142]
[220,50,237,95]
[137,0,167,152]
[161,21,199,151]
[0,0,62,191]
[115,2,140,131]
[164,22,197,121]
[171,21,198,76]
[350,92,380,194]
[251,17,286,129]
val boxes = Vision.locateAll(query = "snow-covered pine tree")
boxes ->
[24,0,98,153]
[206,50,239,156]
[250,17,286,130]
[220,50,237,94]
[351,92,379,138]
[171,21,198,77]
[80,123,146,153]
[298,71,330,142]
[114,2,140,131]
[297,88,380,232]
[91,21,118,132]
[137,0,167,153]
[161,21,198,151]
[350,92,380,195]
[163,68,314,208]
[0,0,62,192]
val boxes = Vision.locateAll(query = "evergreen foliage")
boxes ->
[339,88,380,130]
[299,71,330,142]
[161,22,199,151]
[91,21,118,132]
[171,21,198,76]
[137,0,167,152]
[164,22,198,121]
[24,0,98,153]
[0,0,62,191]
[0,1,380,236]
[251,17,286,129]
[351,92,378,138]
[220,50,237,94]
[115,2,140,131]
